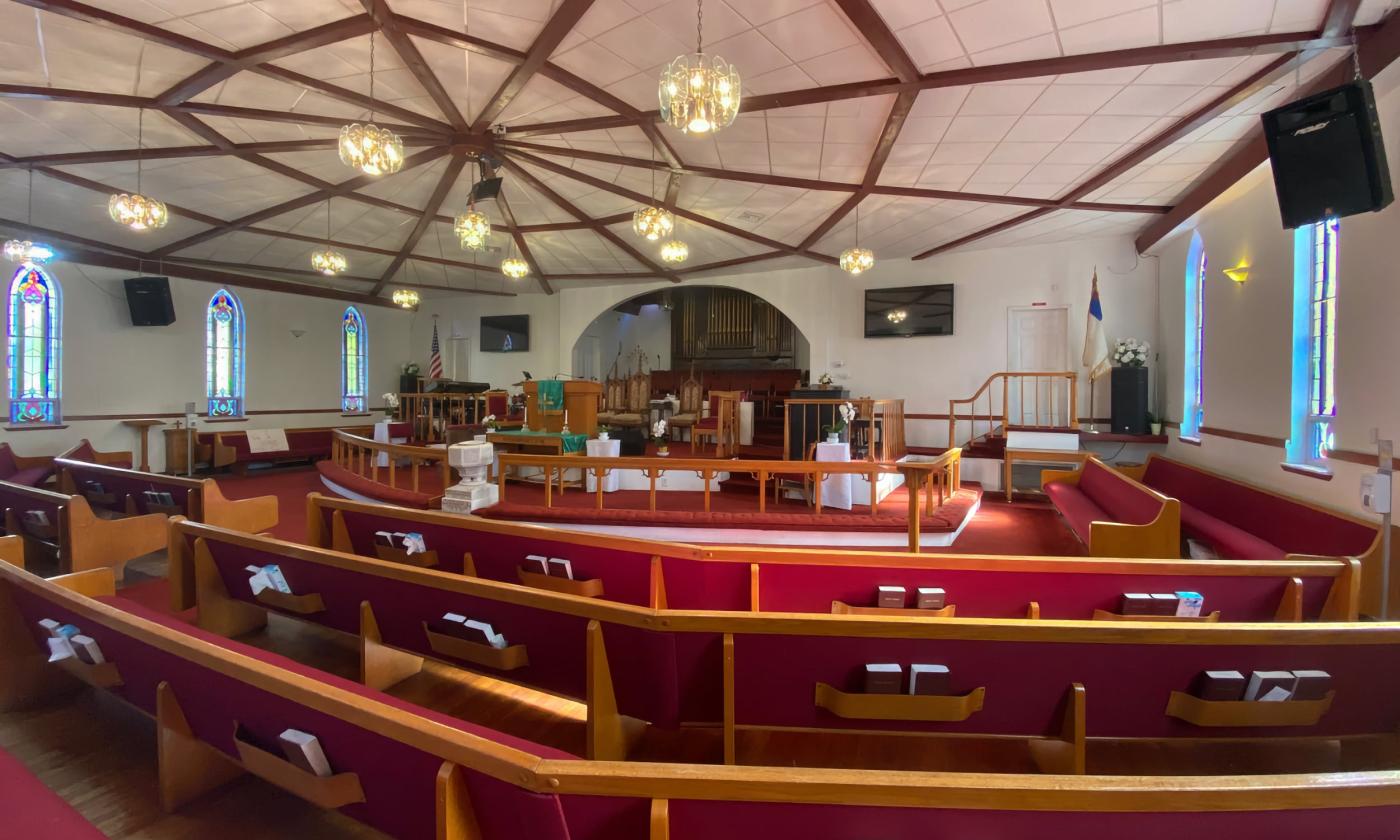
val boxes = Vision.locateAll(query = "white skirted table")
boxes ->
[584,437,621,493]
[739,401,755,446]
[373,419,408,467]
[815,440,853,510]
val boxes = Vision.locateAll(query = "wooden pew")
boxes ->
[0,480,164,580]
[7,542,1400,837]
[1042,456,1181,558]
[180,521,1400,776]
[57,438,133,468]
[304,493,1357,622]
[0,442,58,487]
[210,424,373,471]
[55,457,278,534]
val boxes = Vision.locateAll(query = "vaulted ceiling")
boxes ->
[0,0,1395,304]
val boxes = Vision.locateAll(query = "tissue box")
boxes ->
[909,664,951,696]
[876,586,906,609]
[1244,670,1297,702]
[864,663,903,694]
[1174,591,1204,617]
[915,588,946,610]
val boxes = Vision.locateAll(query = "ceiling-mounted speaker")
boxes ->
[123,276,176,326]
[472,176,504,201]
[1261,80,1393,229]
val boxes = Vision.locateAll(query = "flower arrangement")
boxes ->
[401,362,420,376]
[597,423,612,440]
[652,419,669,455]
[817,372,834,387]
[1113,338,1151,367]
[823,401,856,438]
[482,414,497,431]
[381,392,399,416]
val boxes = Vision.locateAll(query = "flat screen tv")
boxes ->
[864,283,954,338]
[481,314,529,352]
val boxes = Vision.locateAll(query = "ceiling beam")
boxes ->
[359,0,468,132]
[500,155,683,283]
[471,0,598,133]
[250,64,453,132]
[162,256,517,297]
[371,154,469,294]
[1136,7,1400,253]
[506,148,838,265]
[13,0,230,59]
[0,139,341,168]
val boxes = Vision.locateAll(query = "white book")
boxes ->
[47,636,75,663]
[263,565,292,594]
[463,619,506,649]
[38,618,63,638]
[278,729,333,778]
[245,565,272,595]
[548,558,574,580]
[70,635,105,665]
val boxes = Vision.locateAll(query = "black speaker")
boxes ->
[1110,366,1149,436]
[399,374,420,394]
[618,426,647,456]
[472,177,503,202]
[1262,81,1393,229]
[123,276,175,326]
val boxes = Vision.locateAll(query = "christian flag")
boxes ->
[1082,271,1110,380]
[428,321,444,379]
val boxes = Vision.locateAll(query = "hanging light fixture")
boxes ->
[109,109,168,231]
[659,0,740,135]
[633,144,674,241]
[840,201,874,276]
[886,309,907,324]
[5,170,53,264]
[339,32,403,176]
[454,163,491,251]
[501,238,530,279]
[310,198,347,276]
[392,288,420,308]
[660,239,688,264]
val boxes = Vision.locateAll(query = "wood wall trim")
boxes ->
[60,407,386,422]
[1186,426,1385,469]
[1282,463,1335,481]
[1199,426,1288,448]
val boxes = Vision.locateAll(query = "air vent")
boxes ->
[735,210,765,223]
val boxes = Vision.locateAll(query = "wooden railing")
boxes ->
[496,448,960,551]
[783,398,905,462]
[330,429,452,495]
[948,371,1077,448]
[394,392,487,443]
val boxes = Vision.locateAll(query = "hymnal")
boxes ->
[915,587,946,610]
[1195,670,1246,701]
[374,531,395,547]
[864,663,903,694]
[38,618,63,638]
[1291,670,1332,700]
[1121,593,1153,615]
[462,619,507,649]
[548,558,574,580]
[85,481,105,495]
[47,636,74,662]
[1150,593,1180,615]
[278,729,333,778]
[428,612,468,636]
[1244,670,1297,701]
[525,554,549,575]
[876,585,906,609]
[70,635,105,665]
[1174,591,1204,617]
[22,510,49,527]
[909,663,951,696]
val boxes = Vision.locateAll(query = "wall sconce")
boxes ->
[1222,262,1250,284]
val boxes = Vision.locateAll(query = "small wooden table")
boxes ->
[487,431,587,490]
[1003,448,1091,502]
[121,418,164,472]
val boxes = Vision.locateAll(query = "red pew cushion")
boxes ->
[6,466,53,487]
[0,748,106,838]
[1078,460,1161,525]
[316,461,437,509]
[1043,481,1108,543]
[1180,502,1285,560]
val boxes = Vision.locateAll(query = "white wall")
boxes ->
[409,291,560,394]
[1148,69,1400,515]
[580,304,671,377]
[4,261,413,472]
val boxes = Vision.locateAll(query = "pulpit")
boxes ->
[523,380,601,435]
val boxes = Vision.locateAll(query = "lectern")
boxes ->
[523,380,602,436]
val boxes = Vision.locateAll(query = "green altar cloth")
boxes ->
[536,379,565,411]
[490,428,588,453]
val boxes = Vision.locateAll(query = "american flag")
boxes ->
[428,321,444,379]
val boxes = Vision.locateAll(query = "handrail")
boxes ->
[496,448,960,551]
[948,371,1077,448]
[330,429,451,495]
[783,397,905,462]
[395,391,487,443]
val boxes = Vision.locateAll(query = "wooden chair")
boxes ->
[693,390,741,455]
[610,373,649,428]
[596,378,627,425]
[668,376,704,441]
[483,390,523,430]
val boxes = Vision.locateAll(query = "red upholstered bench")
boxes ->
[1042,457,1180,558]
[0,443,56,487]
[0,747,107,838]
[315,461,438,509]
[58,439,132,470]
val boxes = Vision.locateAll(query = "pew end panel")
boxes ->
[65,495,167,581]
[1087,498,1182,559]
[200,479,280,534]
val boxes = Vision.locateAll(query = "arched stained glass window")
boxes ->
[6,264,62,425]
[341,306,367,412]
[206,289,245,418]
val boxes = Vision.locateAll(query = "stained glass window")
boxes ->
[206,289,245,418]
[341,306,367,413]
[1307,218,1339,463]
[6,264,61,425]
[1180,233,1206,439]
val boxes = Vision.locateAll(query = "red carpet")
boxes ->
[213,466,324,542]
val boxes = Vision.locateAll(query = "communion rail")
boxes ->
[330,429,453,495]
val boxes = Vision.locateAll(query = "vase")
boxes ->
[657,446,669,457]
[598,432,610,441]
[826,433,839,444]
[1151,422,1163,436]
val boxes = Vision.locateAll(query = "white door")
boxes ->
[573,335,600,380]
[1006,306,1069,427]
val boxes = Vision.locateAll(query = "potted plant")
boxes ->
[823,401,855,444]
[652,419,669,456]
[597,424,612,441]
[817,372,834,390]
[482,414,498,432]
[381,392,399,418]
[1146,411,1162,436]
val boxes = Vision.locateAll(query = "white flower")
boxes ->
[482,414,496,424]
[652,419,667,439]
[381,392,400,408]
[838,401,855,425]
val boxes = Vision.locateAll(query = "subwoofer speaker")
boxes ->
[122,276,175,326]
[1262,80,1393,229]
[1110,366,1149,436]
[618,426,647,456]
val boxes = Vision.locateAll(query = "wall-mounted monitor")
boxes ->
[481,314,530,352]
[863,283,954,338]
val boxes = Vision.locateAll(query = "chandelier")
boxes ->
[660,239,688,264]
[659,0,740,135]
[886,309,907,324]
[455,209,490,251]
[392,288,420,308]
[339,33,403,176]
[633,205,674,241]
[501,256,530,279]
[840,202,875,276]
[109,109,168,231]
[310,199,347,276]
[5,170,52,263]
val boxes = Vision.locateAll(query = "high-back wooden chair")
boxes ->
[667,376,704,441]
[693,390,741,455]
[596,378,626,424]
[607,374,649,428]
